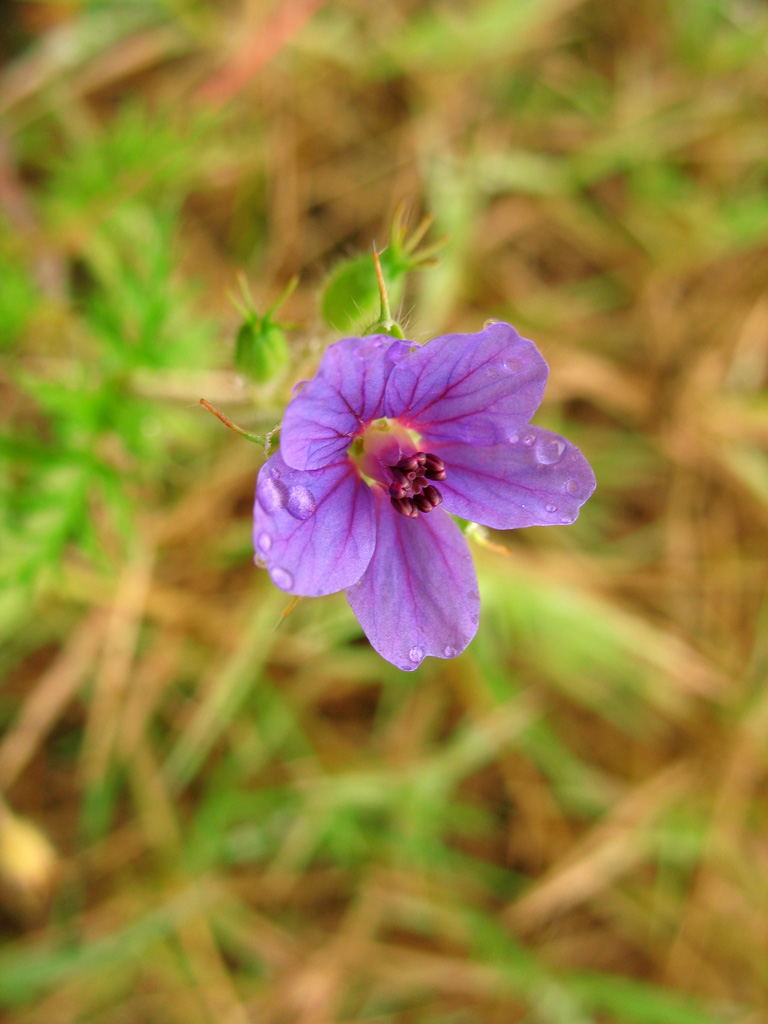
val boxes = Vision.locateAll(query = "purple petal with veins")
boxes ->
[281,334,412,471]
[345,496,480,671]
[429,426,596,529]
[253,450,375,596]
[386,321,548,447]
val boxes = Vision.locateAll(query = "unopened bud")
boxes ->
[235,319,289,383]
[232,274,297,384]
[321,250,404,332]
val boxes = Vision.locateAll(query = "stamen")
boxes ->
[421,485,443,508]
[387,452,446,517]
[413,493,433,513]
[391,495,419,518]
[423,453,447,481]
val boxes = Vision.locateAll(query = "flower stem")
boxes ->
[371,248,405,339]
[373,248,393,322]
[199,398,268,446]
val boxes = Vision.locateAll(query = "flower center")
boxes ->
[351,419,447,519]
[386,451,446,519]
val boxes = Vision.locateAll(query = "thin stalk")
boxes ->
[200,398,267,445]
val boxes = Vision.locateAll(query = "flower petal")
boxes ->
[345,497,480,671]
[430,426,596,529]
[281,335,412,471]
[253,451,376,596]
[385,321,548,446]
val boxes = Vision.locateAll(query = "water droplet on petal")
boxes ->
[545,503,557,513]
[508,433,520,445]
[504,356,524,373]
[286,485,316,520]
[256,531,272,553]
[408,645,424,665]
[443,645,457,658]
[257,476,289,512]
[536,438,566,464]
[565,478,580,495]
[270,466,281,479]
[522,432,536,446]
[270,566,293,590]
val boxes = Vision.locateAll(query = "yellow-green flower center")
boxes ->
[351,418,417,485]
[350,419,447,519]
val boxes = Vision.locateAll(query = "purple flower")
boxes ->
[253,322,595,671]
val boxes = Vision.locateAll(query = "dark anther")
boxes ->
[390,495,419,518]
[421,485,442,507]
[387,451,445,517]
[423,453,447,481]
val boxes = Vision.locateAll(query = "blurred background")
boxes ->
[2,1,768,1021]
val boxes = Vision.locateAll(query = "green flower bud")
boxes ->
[321,248,404,332]
[235,318,289,383]
[231,274,298,384]
[320,209,445,333]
